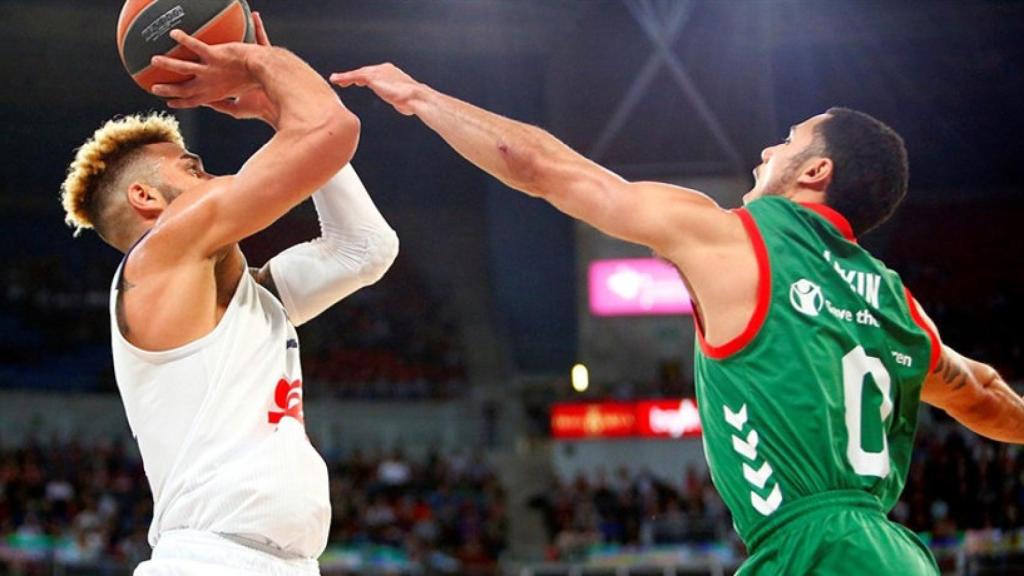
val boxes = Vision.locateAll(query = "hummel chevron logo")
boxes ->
[723,402,783,517]
[724,404,748,431]
[732,430,759,461]
[751,484,783,516]
[743,461,774,489]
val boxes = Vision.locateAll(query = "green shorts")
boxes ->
[738,491,939,576]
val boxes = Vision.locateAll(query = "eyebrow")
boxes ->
[179,152,202,163]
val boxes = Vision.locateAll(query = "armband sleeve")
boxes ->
[268,164,399,326]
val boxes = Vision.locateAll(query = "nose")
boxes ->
[760,146,775,163]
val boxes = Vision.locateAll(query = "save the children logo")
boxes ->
[789,279,824,317]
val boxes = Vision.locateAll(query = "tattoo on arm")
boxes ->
[115,275,135,337]
[933,353,969,391]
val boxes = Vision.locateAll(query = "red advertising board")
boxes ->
[550,402,636,439]
[551,399,702,439]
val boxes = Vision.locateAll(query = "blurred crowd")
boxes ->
[0,439,506,572]
[533,426,1024,562]
[325,448,508,572]
[0,252,466,400]
[0,437,151,571]
[897,427,1024,541]
[299,256,467,400]
[529,465,731,561]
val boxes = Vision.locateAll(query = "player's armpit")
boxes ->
[251,265,280,300]
[921,346,1024,444]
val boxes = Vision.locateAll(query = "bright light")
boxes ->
[571,364,589,393]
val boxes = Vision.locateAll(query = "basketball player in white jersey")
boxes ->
[60,17,398,575]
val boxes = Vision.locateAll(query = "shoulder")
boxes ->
[625,181,746,250]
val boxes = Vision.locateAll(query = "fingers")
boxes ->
[329,70,367,87]
[203,99,241,117]
[151,55,203,76]
[252,12,271,47]
[203,99,236,112]
[165,96,205,110]
[151,80,196,99]
[169,29,211,57]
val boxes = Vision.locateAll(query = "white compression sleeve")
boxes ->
[267,164,399,326]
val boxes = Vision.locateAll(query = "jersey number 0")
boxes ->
[843,346,893,478]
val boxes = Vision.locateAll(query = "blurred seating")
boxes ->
[0,254,467,400]
[0,440,506,574]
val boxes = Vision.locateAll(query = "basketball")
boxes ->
[117,0,256,93]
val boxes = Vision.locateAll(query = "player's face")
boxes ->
[744,114,829,205]
[151,143,213,203]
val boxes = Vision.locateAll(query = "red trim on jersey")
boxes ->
[904,287,941,373]
[695,209,771,359]
[797,202,857,243]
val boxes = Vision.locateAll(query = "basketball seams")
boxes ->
[124,1,248,91]
[120,0,245,75]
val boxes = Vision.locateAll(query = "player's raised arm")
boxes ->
[150,30,360,257]
[330,64,734,257]
[185,15,398,326]
[914,302,1024,443]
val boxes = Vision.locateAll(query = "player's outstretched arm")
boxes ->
[149,31,360,257]
[330,64,735,257]
[914,300,1024,443]
[921,346,1024,443]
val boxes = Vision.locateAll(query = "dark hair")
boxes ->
[815,107,909,236]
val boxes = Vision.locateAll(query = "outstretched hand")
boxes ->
[149,28,259,110]
[330,63,423,116]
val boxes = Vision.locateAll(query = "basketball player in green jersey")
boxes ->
[332,63,1024,574]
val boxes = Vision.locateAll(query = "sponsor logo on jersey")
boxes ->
[891,350,913,367]
[790,278,881,328]
[268,378,304,424]
[789,279,824,316]
[823,250,882,309]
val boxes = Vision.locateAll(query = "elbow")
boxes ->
[359,228,399,285]
[498,128,549,196]
[337,109,361,142]
[326,108,361,161]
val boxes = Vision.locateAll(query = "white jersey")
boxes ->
[109,255,331,560]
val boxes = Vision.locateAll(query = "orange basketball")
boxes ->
[117,0,255,93]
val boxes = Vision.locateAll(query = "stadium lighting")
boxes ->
[571,363,589,393]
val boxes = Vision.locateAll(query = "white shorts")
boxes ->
[135,530,320,576]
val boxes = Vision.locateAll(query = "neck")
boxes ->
[785,188,826,205]
[116,225,152,254]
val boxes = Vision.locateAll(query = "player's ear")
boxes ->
[126,182,166,220]
[798,157,833,192]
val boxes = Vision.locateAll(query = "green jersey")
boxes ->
[694,197,940,550]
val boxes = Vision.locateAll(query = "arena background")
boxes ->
[1,1,1022,574]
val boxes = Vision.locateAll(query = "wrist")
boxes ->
[408,82,434,116]
[261,106,280,131]
[242,44,274,83]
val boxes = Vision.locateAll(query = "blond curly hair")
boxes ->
[61,112,184,236]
